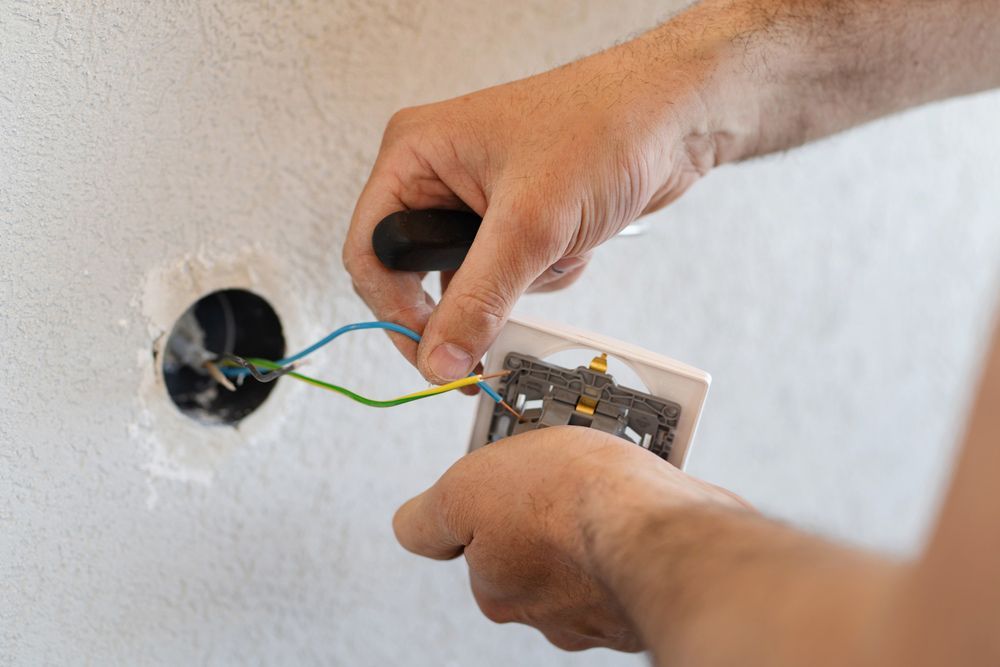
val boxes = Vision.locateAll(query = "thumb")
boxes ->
[417,196,567,382]
[393,488,467,561]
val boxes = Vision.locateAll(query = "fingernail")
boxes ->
[429,343,474,381]
[551,257,585,275]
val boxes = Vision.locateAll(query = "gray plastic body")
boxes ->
[487,353,682,460]
[469,316,711,470]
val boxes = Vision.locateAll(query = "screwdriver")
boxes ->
[371,208,520,419]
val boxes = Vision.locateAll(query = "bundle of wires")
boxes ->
[218,321,512,411]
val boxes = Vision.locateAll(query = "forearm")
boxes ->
[586,322,1000,666]
[586,503,905,666]
[625,0,1000,165]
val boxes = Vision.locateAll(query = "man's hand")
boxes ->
[392,426,751,651]
[343,39,731,384]
[363,0,1000,663]
[344,0,1000,387]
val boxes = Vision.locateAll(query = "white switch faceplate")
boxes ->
[468,315,712,470]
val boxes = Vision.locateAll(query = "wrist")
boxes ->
[574,467,741,617]
[613,1,773,167]
[637,0,989,166]
[617,0,855,167]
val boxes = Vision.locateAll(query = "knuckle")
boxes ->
[342,258,372,300]
[379,301,429,327]
[384,105,428,143]
[469,572,519,626]
[450,283,510,330]
[543,631,596,652]
[614,633,644,653]
[386,106,417,129]
[499,196,577,261]
[477,599,516,625]
[518,222,563,257]
[387,108,406,125]
[341,247,360,276]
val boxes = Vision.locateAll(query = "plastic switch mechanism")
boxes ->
[372,209,482,272]
[487,352,683,461]
[468,317,712,470]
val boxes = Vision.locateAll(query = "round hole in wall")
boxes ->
[162,289,285,425]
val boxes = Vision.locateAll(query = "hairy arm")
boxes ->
[344,0,999,385]
[586,6,1000,660]
[379,3,1000,660]
[643,0,1000,165]
[587,322,1000,666]
[395,323,1000,666]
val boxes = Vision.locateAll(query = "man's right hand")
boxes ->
[343,0,1000,388]
[342,30,744,384]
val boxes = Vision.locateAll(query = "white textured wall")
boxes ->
[3,1,999,665]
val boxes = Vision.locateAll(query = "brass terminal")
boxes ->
[575,395,598,416]
[589,352,608,374]
[573,353,609,415]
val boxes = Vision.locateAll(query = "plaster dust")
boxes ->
[4,1,1000,666]
[134,245,293,490]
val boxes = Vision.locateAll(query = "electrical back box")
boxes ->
[469,316,711,470]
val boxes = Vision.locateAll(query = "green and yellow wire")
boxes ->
[233,357,494,408]
[214,321,521,417]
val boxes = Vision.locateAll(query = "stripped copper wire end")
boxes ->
[203,360,237,392]
[219,354,296,383]
[475,370,520,419]
[204,354,296,393]
[498,399,522,420]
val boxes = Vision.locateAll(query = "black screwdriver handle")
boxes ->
[372,209,482,272]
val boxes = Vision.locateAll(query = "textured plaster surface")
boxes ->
[2,1,999,665]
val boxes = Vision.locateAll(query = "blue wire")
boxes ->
[224,320,503,403]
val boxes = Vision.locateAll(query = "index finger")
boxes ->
[343,171,434,365]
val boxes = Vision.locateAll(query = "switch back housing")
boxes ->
[469,317,711,469]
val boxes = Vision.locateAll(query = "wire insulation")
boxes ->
[244,357,484,407]
[222,320,504,403]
